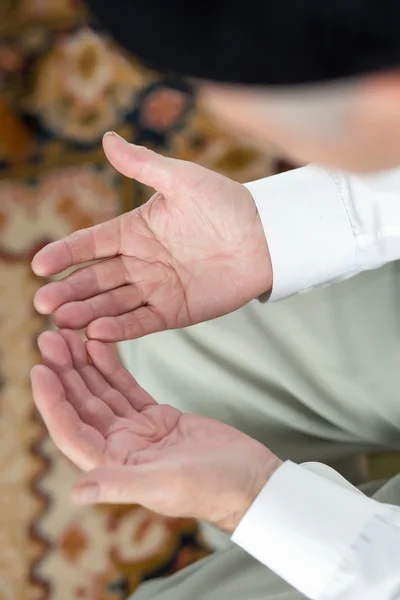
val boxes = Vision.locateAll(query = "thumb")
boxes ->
[71,463,176,509]
[103,132,180,192]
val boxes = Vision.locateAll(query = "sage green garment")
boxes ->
[118,263,400,599]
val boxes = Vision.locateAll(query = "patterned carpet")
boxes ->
[0,2,283,599]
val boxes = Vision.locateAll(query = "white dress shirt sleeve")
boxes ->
[245,166,400,300]
[232,461,400,600]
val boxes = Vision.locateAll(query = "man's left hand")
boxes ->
[31,330,281,533]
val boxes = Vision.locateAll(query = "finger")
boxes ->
[85,340,156,411]
[53,285,143,330]
[31,365,104,471]
[71,463,175,511]
[37,331,114,434]
[34,256,132,315]
[59,330,136,418]
[31,215,123,277]
[57,329,88,369]
[103,132,181,193]
[86,307,168,343]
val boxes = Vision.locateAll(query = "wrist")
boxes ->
[252,210,274,298]
[219,450,283,534]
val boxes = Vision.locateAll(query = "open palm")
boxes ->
[31,329,276,531]
[32,133,272,342]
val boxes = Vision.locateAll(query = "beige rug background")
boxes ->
[0,2,279,598]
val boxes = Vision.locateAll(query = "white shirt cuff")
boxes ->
[245,166,355,301]
[232,461,377,600]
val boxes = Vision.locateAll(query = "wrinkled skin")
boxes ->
[31,330,279,532]
[32,133,272,343]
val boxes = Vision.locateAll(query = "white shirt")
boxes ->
[232,166,400,599]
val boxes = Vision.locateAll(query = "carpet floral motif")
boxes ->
[0,2,279,598]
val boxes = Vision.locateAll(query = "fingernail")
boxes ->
[72,482,99,504]
[104,131,129,144]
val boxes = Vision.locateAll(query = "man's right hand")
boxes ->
[32,132,272,342]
